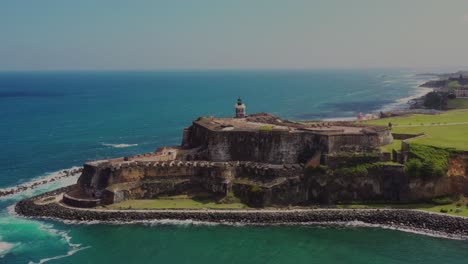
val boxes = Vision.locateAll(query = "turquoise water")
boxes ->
[0,70,466,263]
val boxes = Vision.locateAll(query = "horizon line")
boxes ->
[0,66,459,74]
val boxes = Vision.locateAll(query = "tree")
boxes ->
[424,92,447,110]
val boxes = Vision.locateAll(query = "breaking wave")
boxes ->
[54,217,467,241]
[0,167,82,200]
[0,240,16,258]
[28,223,90,264]
[102,143,138,148]
[379,77,432,112]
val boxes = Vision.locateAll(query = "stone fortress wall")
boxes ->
[183,119,393,164]
[63,111,456,208]
[71,156,453,208]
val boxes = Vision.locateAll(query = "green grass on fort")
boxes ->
[105,195,248,210]
[259,125,274,131]
[380,139,402,152]
[364,109,468,151]
[337,197,468,217]
[448,98,468,109]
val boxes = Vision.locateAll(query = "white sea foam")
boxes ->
[30,246,89,264]
[0,241,16,258]
[53,217,467,240]
[395,86,433,104]
[29,223,90,264]
[323,116,357,121]
[0,166,82,200]
[379,77,433,112]
[102,143,138,148]
[2,204,89,263]
[317,221,468,241]
[60,218,221,227]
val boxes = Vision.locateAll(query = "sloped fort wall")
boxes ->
[69,158,454,208]
[183,121,392,164]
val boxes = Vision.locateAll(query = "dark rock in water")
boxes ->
[0,167,83,198]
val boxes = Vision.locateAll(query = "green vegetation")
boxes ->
[335,165,368,177]
[405,159,423,178]
[408,144,450,168]
[106,195,248,210]
[423,91,446,109]
[219,191,242,204]
[366,109,468,126]
[380,139,402,153]
[447,98,468,109]
[395,124,468,150]
[259,125,273,131]
[326,152,381,168]
[405,144,450,179]
[233,178,263,193]
[332,162,401,178]
[337,197,468,217]
[364,110,468,151]
[448,80,461,89]
[250,185,262,192]
[431,196,455,205]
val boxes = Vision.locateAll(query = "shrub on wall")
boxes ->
[406,144,450,179]
[405,159,422,178]
[327,152,381,168]
[432,196,454,205]
[335,165,368,178]
[250,184,262,193]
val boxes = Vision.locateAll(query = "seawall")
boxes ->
[14,186,468,239]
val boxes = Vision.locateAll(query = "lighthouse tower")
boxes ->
[235,97,246,118]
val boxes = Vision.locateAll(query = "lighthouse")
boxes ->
[235,97,246,118]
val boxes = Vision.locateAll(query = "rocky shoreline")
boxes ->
[14,186,468,240]
[0,168,83,198]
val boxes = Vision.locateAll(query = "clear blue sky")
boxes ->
[1,0,468,71]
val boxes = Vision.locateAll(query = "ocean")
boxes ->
[0,70,466,263]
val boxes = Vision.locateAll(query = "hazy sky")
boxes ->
[1,0,468,71]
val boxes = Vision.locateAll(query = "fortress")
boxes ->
[63,98,453,208]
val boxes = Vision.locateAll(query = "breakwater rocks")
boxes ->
[15,187,468,239]
[0,167,83,198]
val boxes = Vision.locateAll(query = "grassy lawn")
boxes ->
[380,139,402,153]
[366,109,468,126]
[391,124,468,150]
[337,200,468,217]
[259,125,273,131]
[105,196,248,210]
[447,98,468,109]
[364,110,468,151]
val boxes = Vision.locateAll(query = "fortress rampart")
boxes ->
[70,157,454,208]
[183,115,393,164]
[60,112,459,208]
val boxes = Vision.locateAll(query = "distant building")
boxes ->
[235,97,246,118]
[454,88,468,98]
